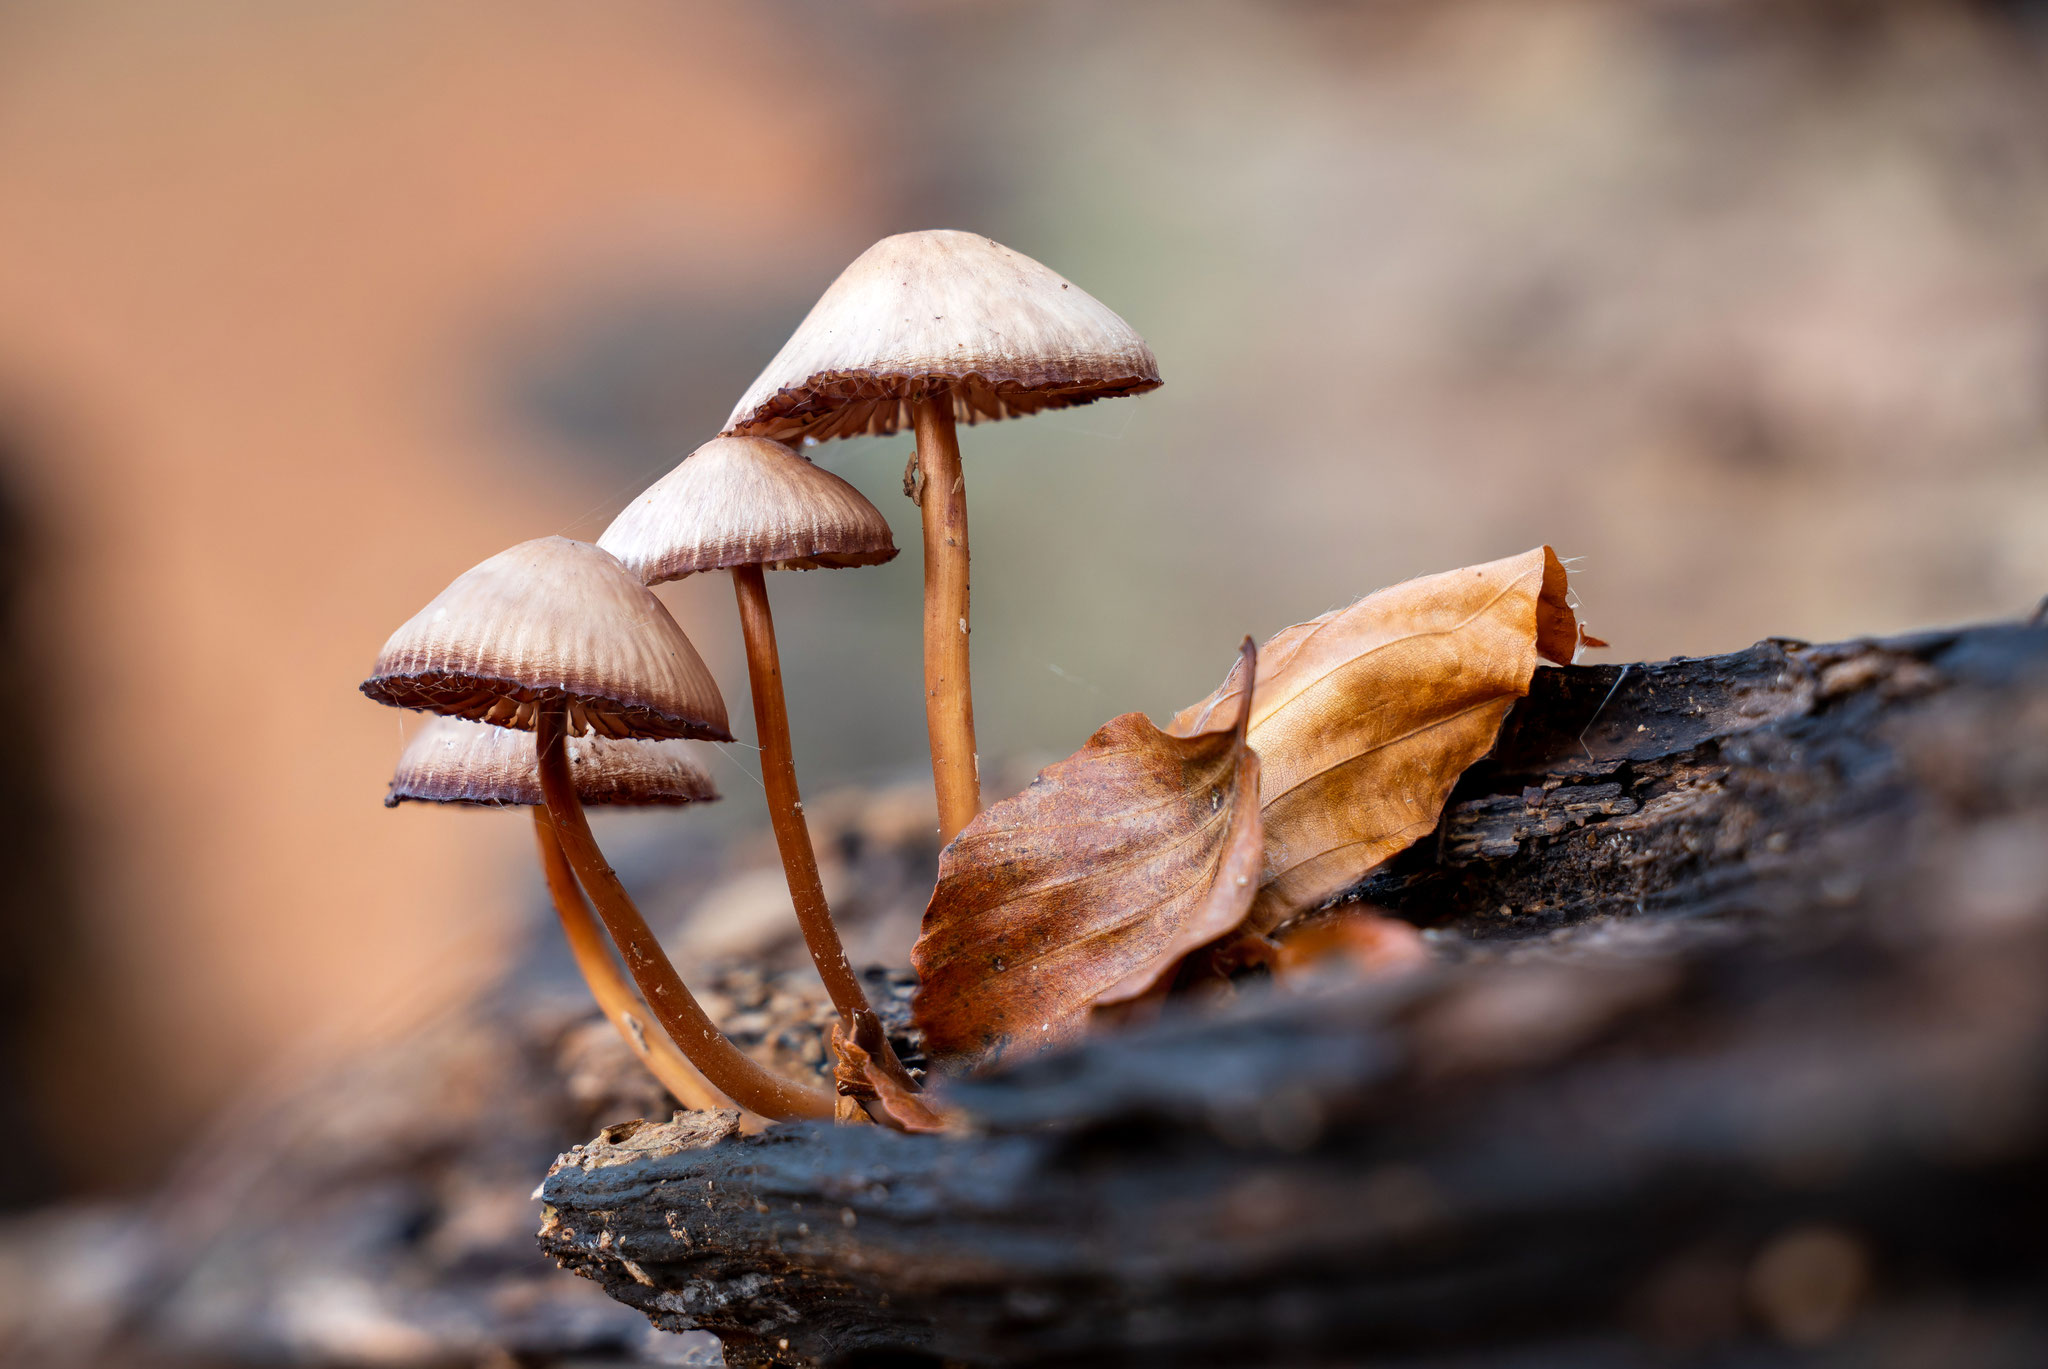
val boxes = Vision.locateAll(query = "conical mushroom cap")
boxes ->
[599,436,898,584]
[385,716,719,808]
[360,536,731,742]
[723,230,1161,443]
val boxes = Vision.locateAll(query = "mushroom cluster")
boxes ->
[724,230,1160,844]
[363,231,1158,1123]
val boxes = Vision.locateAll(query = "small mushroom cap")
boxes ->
[360,536,732,742]
[598,436,898,584]
[385,715,719,808]
[723,230,1161,444]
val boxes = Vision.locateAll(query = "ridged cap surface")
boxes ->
[385,716,719,808]
[599,436,897,583]
[723,230,1160,443]
[360,536,731,741]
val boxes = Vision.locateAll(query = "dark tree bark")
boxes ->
[538,621,2048,1368]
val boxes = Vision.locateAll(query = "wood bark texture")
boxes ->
[537,621,2048,1368]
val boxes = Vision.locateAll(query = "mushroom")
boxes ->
[723,230,1160,842]
[386,715,727,1112]
[362,535,834,1121]
[599,435,912,1082]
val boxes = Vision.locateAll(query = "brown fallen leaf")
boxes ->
[1271,910,1433,979]
[829,1017,882,1101]
[912,640,1265,1071]
[1193,909,1431,987]
[1171,546,1582,931]
[830,1019,951,1133]
[866,1063,951,1133]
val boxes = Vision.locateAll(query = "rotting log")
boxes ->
[538,620,2048,1368]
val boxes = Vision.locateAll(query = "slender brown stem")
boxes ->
[913,394,979,844]
[732,565,916,1090]
[732,564,864,1017]
[530,806,729,1114]
[535,706,835,1122]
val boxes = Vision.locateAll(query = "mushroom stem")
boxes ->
[732,565,918,1089]
[530,806,729,1114]
[535,706,836,1122]
[912,394,979,844]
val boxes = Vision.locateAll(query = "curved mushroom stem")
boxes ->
[530,806,730,1114]
[912,394,979,844]
[732,566,917,1089]
[535,706,836,1122]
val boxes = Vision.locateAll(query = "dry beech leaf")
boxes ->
[1269,911,1432,979]
[912,640,1264,1071]
[1193,910,1431,992]
[830,1021,951,1133]
[866,1065,950,1133]
[1171,546,1582,931]
[829,1019,879,1100]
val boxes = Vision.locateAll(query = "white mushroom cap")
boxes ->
[361,536,730,741]
[600,436,897,584]
[724,230,1159,444]
[385,716,718,808]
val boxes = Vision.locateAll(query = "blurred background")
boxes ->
[0,0,2044,1277]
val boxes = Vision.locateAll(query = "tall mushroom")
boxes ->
[723,230,1161,843]
[386,715,727,1113]
[599,436,910,1080]
[361,535,834,1121]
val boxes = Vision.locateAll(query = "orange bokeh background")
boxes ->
[1,0,2043,1193]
